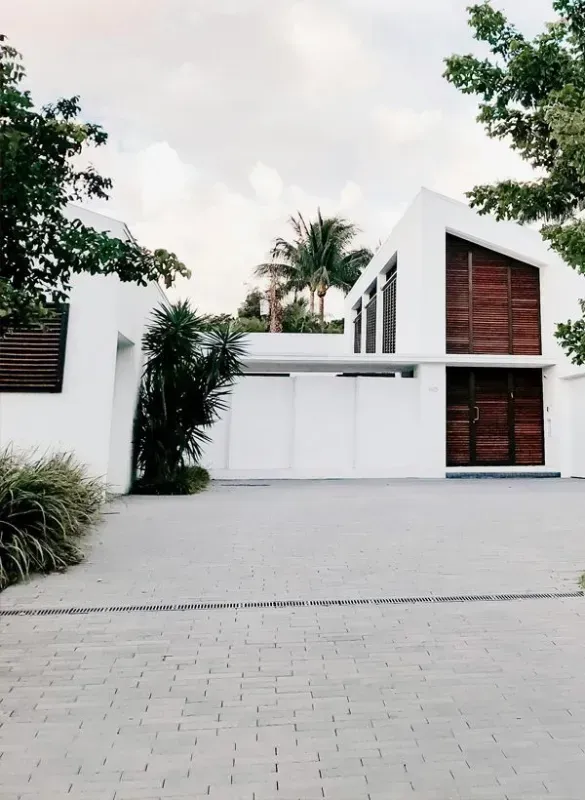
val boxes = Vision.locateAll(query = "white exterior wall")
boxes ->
[204,374,434,479]
[244,333,347,358]
[0,206,162,493]
[341,188,585,477]
[566,375,585,477]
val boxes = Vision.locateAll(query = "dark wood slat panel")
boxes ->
[446,236,470,353]
[511,265,541,355]
[0,307,69,392]
[474,369,511,465]
[513,369,544,465]
[446,235,541,356]
[472,264,510,354]
[446,368,471,466]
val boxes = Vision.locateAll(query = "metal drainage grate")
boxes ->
[0,590,582,617]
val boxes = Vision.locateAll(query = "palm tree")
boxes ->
[256,210,373,326]
[133,300,246,491]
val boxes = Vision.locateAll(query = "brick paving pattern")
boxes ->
[1,479,585,798]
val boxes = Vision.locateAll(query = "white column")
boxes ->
[416,363,446,478]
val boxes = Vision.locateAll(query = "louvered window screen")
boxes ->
[353,312,362,353]
[446,235,541,355]
[382,270,397,353]
[365,295,377,353]
[0,306,70,392]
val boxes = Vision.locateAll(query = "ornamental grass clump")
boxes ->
[0,450,104,590]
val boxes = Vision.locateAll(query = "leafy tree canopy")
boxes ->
[0,36,189,330]
[444,0,585,363]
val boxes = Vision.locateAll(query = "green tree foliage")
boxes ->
[234,288,344,333]
[0,36,189,330]
[133,300,246,493]
[237,289,264,320]
[444,0,585,364]
[256,210,372,322]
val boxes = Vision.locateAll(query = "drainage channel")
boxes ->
[0,590,582,617]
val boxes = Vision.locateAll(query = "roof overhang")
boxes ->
[243,353,556,374]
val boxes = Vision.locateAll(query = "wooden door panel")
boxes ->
[446,368,544,468]
[446,368,471,466]
[513,370,544,465]
[474,370,511,465]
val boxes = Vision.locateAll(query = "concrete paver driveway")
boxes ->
[2,479,585,799]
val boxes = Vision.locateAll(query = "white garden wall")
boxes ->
[204,373,429,479]
[565,374,585,478]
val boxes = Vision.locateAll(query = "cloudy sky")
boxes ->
[5,0,554,316]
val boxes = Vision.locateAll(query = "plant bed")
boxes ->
[0,450,104,591]
[132,465,210,496]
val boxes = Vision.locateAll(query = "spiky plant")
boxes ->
[132,300,246,493]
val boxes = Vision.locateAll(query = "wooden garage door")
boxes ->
[446,368,544,467]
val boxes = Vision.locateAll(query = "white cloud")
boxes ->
[286,1,378,96]
[3,0,554,319]
[249,163,284,204]
[373,106,443,144]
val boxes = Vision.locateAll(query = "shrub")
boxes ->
[132,465,210,496]
[132,300,245,494]
[0,450,105,590]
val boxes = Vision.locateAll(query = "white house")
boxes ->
[204,188,585,479]
[5,189,585,491]
[0,207,162,494]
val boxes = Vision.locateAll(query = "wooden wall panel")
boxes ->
[472,264,510,354]
[511,265,541,355]
[513,369,544,466]
[473,369,511,465]
[0,307,69,392]
[446,235,541,356]
[446,368,471,466]
[446,367,544,467]
[446,236,470,353]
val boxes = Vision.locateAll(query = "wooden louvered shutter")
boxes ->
[446,368,471,466]
[512,369,544,465]
[472,248,510,354]
[446,236,470,353]
[473,368,511,465]
[446,236,541,356]
[0,306,69,392]
[511,265,541,355]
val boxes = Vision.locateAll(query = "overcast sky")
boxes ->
[5,0,554,316]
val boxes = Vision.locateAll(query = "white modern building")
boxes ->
[0,207,162,494]
[5,189,585,490]
[204,188,585,479]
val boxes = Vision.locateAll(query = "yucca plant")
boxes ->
[132,300,247,494]
[0,450,105,590]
